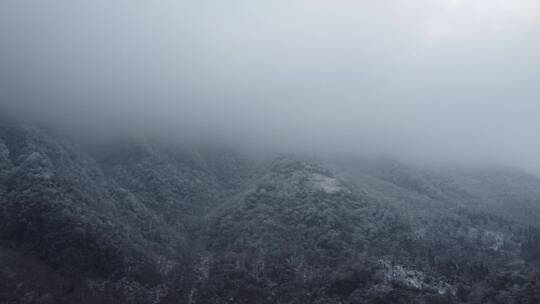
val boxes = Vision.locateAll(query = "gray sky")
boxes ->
[1,0,539,170]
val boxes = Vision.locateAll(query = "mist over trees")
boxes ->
[1,0,540,171]
[1,1,540,303]
[1,123,540,303]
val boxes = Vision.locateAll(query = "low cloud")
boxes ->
[1,0,539,170]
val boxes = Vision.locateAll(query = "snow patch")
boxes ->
[379,260,456,295]
[309,173,344,193]
[485,231,504,251]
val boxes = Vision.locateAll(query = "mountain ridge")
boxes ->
[1,122,540,303]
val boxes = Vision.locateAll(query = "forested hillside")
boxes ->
[1,122,539,304]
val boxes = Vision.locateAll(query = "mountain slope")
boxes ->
[0,122,540,303]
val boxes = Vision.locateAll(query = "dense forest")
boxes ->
[1,122,540,304]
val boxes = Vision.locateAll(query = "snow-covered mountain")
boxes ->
[1,122,539,303]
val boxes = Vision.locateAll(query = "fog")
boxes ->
[1,1,539,170]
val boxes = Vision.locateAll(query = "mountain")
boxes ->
[0,122,539,304]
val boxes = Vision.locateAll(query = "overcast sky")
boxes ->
[1,0,539,170]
